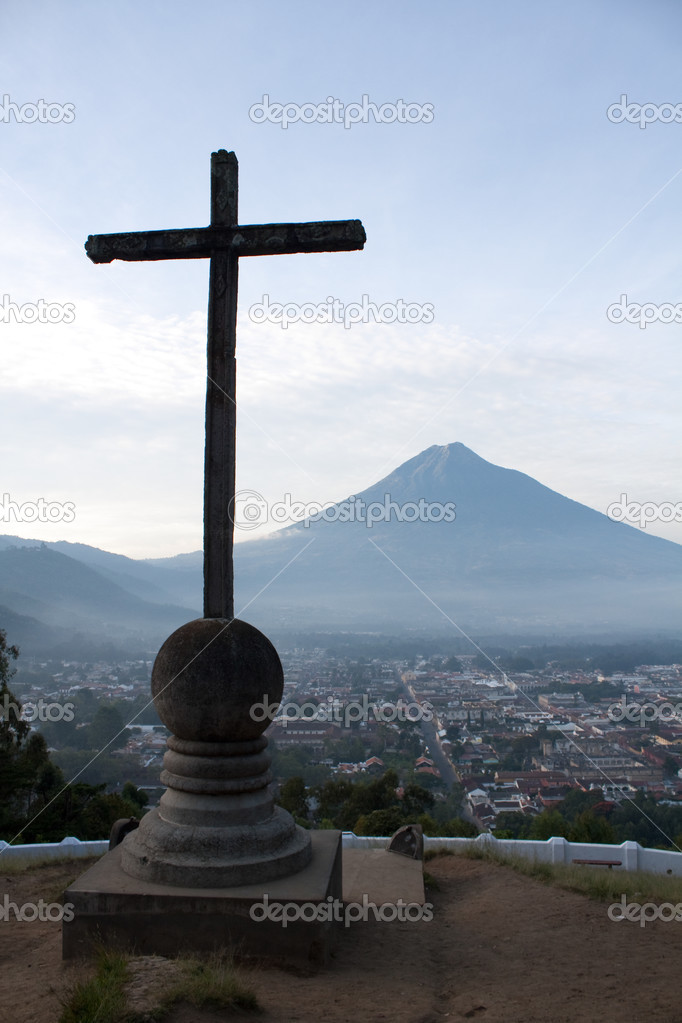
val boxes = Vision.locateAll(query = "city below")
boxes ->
[13,644,682,843]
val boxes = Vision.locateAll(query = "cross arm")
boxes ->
[235,219,366,256]
[85,220,366,264]
[85,228,214,263]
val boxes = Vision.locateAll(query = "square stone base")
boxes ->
[62,829,342,970]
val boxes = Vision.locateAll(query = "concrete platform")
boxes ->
[63,829,342,969]
[343,847,425,905]
[62,835,425,970]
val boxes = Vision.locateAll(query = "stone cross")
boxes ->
[86,149,366,619]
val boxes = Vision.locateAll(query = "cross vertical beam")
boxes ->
[204,150,238,618]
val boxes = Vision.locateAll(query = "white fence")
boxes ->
[1,832,682,877]
[342,832,682,876]
[0,836,108,868]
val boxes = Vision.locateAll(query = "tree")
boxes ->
[87,704,132,752]
[396,727,421,758]
[558,787,605,822]
[313,769,402,830]
[277,777,309,819]
[125,692,162,727]
[419,813,477,837]
[528,809,570,840]
[121,781,149,813]
[38,713,80,750]
[568,809,616,844]
[354,807,406,836]
[314,777,354,824]
[493,812,532,839]
[80,790,145,840]
[402,782,435,818]
[0,628,24,744]
[0,631,55,838]
[70,687,98,719]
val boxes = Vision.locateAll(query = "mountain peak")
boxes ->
[415,442,487,470]
[365,442,494,502]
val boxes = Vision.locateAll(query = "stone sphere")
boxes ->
[151,618,283,742]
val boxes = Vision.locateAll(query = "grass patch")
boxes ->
[157,951,259,1016]
[424,847,453,863]
[59,947,259,1023]
[59,947,129,1023]
[428,844,682,904]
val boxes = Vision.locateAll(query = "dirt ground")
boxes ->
[1,854,682,1023]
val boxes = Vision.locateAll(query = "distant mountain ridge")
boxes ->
[0,542,199,652]
[1,443,680,651]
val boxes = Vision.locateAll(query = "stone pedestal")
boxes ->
[63,830,342,969]
[63,616,329,962]
[121,617,311,887]
[121,732,311,887]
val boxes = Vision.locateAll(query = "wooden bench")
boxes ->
[572,858,622,869]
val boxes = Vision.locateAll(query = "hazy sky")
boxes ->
[2,0,681,557]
